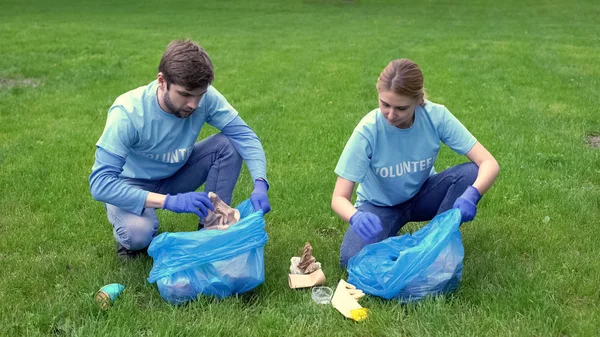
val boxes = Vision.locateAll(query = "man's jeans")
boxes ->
[340,162,479,266]
[105,133,242,250]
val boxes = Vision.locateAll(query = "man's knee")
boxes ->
[115,215,158,250]
[214,133,242,162]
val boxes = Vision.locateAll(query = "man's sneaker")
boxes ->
[117,243,148,261]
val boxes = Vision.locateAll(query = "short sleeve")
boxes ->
[438,106,477,155]
[334,131,372,183]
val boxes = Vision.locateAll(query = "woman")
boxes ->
[332,59,499,266]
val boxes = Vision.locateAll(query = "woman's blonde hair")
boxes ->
[376,59,427,106]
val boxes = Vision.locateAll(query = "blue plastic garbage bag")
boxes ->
[347,209,464,302]
[147,199,268,305]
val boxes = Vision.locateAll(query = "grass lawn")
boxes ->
[1,0,599,335]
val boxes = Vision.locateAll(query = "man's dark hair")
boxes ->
[158,39,214,90]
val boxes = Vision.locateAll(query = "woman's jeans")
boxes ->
[340,162,478,266]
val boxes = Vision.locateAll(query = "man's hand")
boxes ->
[250,179,271,214]
[350,211,383,242]
[162,192,215,218]
[452,185,482,223]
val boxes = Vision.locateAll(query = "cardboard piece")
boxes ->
[288,242,325,288]
[331,279,368,321]
[288,269,327,289]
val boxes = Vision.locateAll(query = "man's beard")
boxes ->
[164,91,195,118]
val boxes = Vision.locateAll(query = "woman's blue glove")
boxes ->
[251,179,271,214]
[350,211,383,242]
[452,185,482,223]
[162,192,214,218]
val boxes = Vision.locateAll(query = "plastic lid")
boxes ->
[312,286,333,304]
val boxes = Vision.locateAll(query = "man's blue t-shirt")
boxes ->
[96,80,237,180]
[334,101,477,207]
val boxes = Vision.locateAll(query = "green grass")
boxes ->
[1,0,599,335]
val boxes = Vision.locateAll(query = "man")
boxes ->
[89,40,271,260]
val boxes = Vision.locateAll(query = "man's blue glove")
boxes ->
[350,211,383,242]
[452,185,482,223]
[251,179,271,214]
[162,192,215,218]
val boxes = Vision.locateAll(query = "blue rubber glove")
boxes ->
[251,179,271,214]
[162,192,215,218]
[350,211,383,242]
[452,185,482,223]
